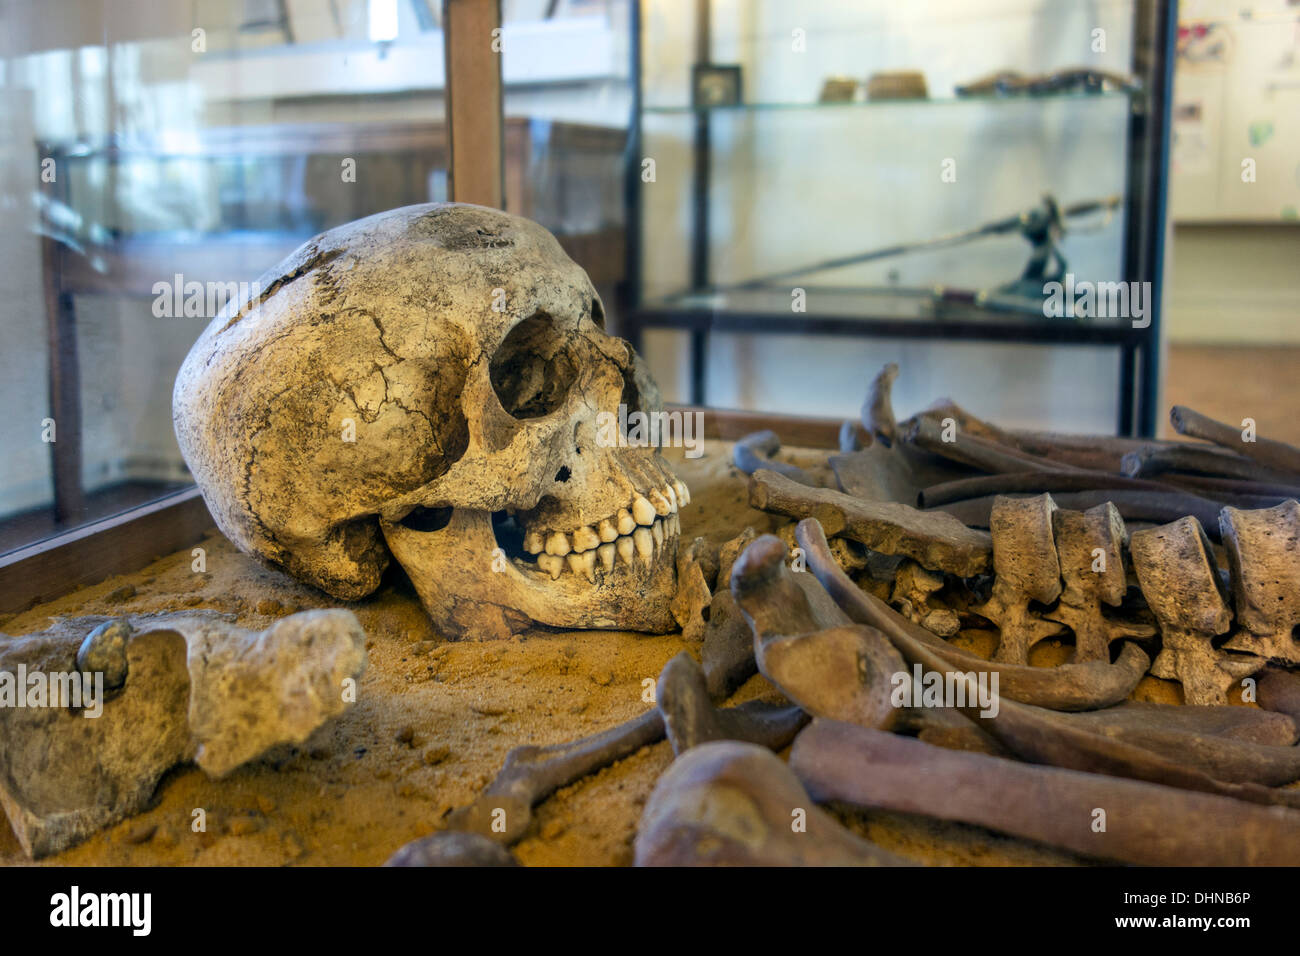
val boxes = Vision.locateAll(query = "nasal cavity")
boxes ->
[555,466,571,483]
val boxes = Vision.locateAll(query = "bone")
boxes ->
[1171,405,1300,477]
[894,706,1009,756]
[860,362,899,446]
[786,519,1300,801]
[890,559,960,638]
[733,430,817,485]
[1220,500,1300,664]
[385,831,520,867]
[1065,700,1296,746]
[635,740,909,866]
[755,621,906,732]
[791,719,1300,867]
[932,489,1229,540]
[1122,442,1295,485]
[0,609,366,859]
[919,471,1177,508]
[904,416,1080,474]
[749,468,992,576]
[445,708,666,845]
[1048,502,1155,662]
[838,419,869,452]
[1259,667,1300,724]
[670,537,714,641]
[975,494,1067,665]
[701,590,758,698]
[76,619,131,692]
[656,652,808,755]
[794,518,1148,710]
[1130,516,1264,705]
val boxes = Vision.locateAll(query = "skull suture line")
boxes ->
[173,204,690,638]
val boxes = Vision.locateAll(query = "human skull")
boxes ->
[173,203,689,638]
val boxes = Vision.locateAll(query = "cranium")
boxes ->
[174,203,689,638]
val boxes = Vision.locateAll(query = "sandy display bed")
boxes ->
[1,439,1188,867]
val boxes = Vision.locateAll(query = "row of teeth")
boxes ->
[522,479,691,582]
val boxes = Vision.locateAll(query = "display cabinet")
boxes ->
[621,0,1176,437]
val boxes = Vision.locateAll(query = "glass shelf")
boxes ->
[643,89,1138,115]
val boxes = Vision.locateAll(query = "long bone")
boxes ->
[1122,443,1295,484]
[1047,502,1155,662]
[656,652,808,755]
[905,417,1081,475]
[445,709,667,845]
[748,468,992,577]
[1171,405,1300,477]
[974,494,1067,664]
[1220,500,1300,664]
[1129,516,1264,705]
[635,740,910,866]
[791,719,1300,867]
[793,518,1300,803]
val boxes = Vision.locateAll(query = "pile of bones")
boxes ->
[5,205,1300,866]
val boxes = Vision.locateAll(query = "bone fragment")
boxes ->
[1260,668,1300,724]
[385,831,520,867]
[1130,516,1264,705]
[860,362,899,446]
[1170,405,1300,477]
[791,719,1300,867]
[919,471,1176,508]
[445,708,665,845]
[701,590,758,698]
[891,559,959,637]
[656,652,808,755]
[1048,502,1155,662]
[1220,500,1300,664]
[670,537,714,641]
[838,419,869,452]
[749,468,991,576]
[733,430,816,485]
[975,494,1067,664]
[636,740,909,866]
[1122,443,1295,484]
[904,417,1081,474]
[0,609,366,858]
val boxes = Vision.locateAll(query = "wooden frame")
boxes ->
[0,408,838,616]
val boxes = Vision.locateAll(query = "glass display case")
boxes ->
[622,0,1175,436]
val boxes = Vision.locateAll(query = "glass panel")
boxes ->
[500,0,631,328]
[0,0,448,553]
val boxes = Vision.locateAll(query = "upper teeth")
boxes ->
[518,480,690,580]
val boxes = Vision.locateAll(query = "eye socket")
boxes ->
[591,298,605,329]
[490,312,581,419]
